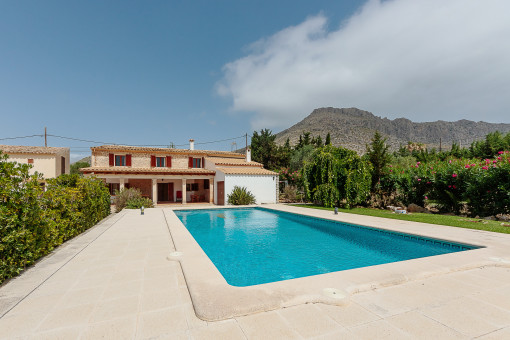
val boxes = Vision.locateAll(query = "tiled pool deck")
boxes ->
[2,205,510,339]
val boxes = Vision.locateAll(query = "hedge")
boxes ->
[0,152,110,283]
[378,151,510,216]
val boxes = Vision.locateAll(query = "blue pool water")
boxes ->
[174,208,478,287]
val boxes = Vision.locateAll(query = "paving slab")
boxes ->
[1,206,510,338]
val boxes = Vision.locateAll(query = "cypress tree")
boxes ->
[325,132,331,145]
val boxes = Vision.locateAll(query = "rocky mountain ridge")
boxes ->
[275,107,510,153]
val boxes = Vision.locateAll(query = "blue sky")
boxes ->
[1,0,509,161]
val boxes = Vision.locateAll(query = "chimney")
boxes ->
[189,139,195,150]
[246,147,251,162]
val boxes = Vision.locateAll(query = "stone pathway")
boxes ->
[1,208,510,339]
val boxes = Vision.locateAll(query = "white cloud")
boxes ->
[217,0,510,129]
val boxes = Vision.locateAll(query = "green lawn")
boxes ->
[290,204,510,234]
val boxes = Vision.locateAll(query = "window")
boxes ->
[204,179,210,190]
[28,159,34,164]
[186,183,199,191]
[156,157,165,167]
[110,153,131,166]
[108,183,120,195]
[61,156,66,174]
[115,155,126,166]
[188,157,204,168]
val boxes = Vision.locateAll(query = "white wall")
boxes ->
[7,154,58,178]
[224,174,277,204]
[213,171,225,205]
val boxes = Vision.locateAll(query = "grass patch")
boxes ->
[290,204,510,234]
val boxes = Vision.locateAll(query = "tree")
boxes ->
[251,129,278,169]
[366,131,390,189]
[290,144,315,172]
[70,161,90,175]
[275,138,292,169]
[314,135,323,147]
[303,145,372,208]
[296,131,312,150]
[325,132,331,146]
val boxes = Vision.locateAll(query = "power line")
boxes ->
[195,135,245,145]
[2,132,247,149]
[0,134,43,141]
[47,134,117,145]
[48,133,246,148]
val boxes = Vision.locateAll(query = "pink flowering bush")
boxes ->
[464,155,510,216]
[379,152,510,216]
[277,167,303,187]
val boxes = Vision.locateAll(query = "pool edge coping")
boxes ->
[163,204,510,321]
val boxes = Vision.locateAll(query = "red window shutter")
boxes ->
[109,153,114,166]
[202,157,205,168]
[151,155,156,167]
[126,154,132,166]
[189,157,193,168]
[166,156,172,168]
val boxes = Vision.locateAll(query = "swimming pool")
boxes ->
[174,207,479,287]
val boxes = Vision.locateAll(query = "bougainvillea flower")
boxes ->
[452,174,458,177]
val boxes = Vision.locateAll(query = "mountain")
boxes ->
[72,156,91,165]
[275,107,510,153]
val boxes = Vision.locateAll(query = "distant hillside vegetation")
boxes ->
[275,107,510,153]
[73,156,91,165]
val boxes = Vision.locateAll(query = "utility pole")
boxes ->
[44,127,47,147]
[439,137,442,152]
[245,133,248,154]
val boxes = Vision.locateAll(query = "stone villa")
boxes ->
[80,139,278,205]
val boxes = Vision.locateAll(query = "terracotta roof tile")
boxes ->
[80,166,215,175]
[0,145,69,155]
[216,167,278,175]
[205,157,262,167]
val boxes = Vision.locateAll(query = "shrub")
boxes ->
[303,145,372,208]
[125,197,154,209]
[379,152,510,216]
[0,154,111,284]
[464,157,510,216]
[227,186,256,205]
[114,187,143,212]
[1,152,47,282]
[282,185,302,202]
[44,174,111,237]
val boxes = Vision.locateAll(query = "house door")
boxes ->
[158,183,169,202]
[168,183,174,202]
[217,181,224,205]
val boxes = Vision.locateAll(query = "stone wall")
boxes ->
[93,151,191,169]
[128,179,152,198]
